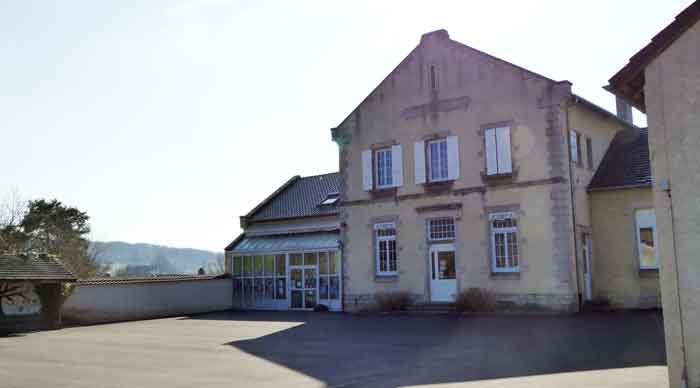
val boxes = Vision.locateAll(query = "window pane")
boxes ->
[376,149,393,187]
[304,252,317,265]
[379,240,387,272]
[254,256,264,275]
[495,233,506,268]
[275,278,286,299]
[291,269,302,289]
[291,290,303,308]
[319,276,329,299]
[329,276,340,299]
[275,255,286,276]
[243,279,253,304]
[264,278,274,299]
[243,256,253,276]
[233,257,242,276]
[440,140,448,178]
[429,218,455,240]
[233,278,242,298]
[329,251,339,274]
[438,251,456,279]
[304,268,317,289]
[254,278,264,301]
[290,253,302,266]
[304,290,317,309]
[264,255,275,276]
[507,232,519,268]
[388,240,397,271]
[319,252,329,275]
[639,227,657,267]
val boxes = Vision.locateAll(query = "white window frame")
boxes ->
[635,209,659,269]
[375,148,393,189]
[489,212,519,273]
[428,217,455,241]
[374,222,398,275]
[427,138,449,182]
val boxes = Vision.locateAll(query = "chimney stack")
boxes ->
[615,96,633,124]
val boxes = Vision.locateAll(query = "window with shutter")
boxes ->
[570,130,579,165]
[586,137,594,170]
[375,148,393,189]
[484,127,512,176]
[427,139,449,182]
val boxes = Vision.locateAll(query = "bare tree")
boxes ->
[0,189,27,253]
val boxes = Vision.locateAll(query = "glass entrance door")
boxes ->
[290,265,318,309]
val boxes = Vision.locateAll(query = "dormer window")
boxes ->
[320,192,339,206]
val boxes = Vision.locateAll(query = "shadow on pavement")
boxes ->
[185,310,667,387]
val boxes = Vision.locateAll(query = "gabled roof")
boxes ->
[243,172,341,223]
[571,94,638,130]
[0,253,76,281]
[588,128,651,191]
[606,1,700,112]
[332,29,567,134]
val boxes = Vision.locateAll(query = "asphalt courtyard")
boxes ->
[0,310,667,388]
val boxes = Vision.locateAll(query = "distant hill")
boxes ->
[91,241,224,275]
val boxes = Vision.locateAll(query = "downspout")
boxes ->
[565,97,582,311]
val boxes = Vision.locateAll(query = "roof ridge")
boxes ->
[300,171,340,179]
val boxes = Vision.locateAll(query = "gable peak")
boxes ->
[421,29,450,43]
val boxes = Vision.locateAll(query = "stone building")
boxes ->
[605,2,700,387]
[224,29,660,313]
[330,29,647,312]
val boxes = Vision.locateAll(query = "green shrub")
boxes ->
[454,288,495,312]
[376,291,411,312]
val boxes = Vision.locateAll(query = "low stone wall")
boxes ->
[62,275,232,324]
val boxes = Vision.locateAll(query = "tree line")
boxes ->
[0,191,99,278]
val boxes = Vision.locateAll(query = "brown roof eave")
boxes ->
[606,1,700,113]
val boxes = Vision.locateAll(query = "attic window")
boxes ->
[319,192,339,206]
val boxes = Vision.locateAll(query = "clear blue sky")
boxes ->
[0,0,688,251]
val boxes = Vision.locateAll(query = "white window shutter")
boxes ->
[414,141,426,184]
[361,149,373,191]
[446,135,460,180]
[496,127,512,173]
[485,128,498,175]
[391,145,403,187]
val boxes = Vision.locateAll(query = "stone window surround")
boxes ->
[368,140,400,198]
[484,204,524,279]
[370,215,401,282]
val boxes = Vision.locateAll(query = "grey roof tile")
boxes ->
[248,172,340,222]
[588,128,652,191]
[0,253,76,281]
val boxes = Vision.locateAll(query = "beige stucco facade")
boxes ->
[332,30,638,312]
[589,187,661,308]
[643,18,700,388]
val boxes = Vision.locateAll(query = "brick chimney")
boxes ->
[615,96,633,124]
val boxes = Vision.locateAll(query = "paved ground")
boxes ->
[0,310,667,388]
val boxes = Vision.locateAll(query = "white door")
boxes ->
[582,234,593,301]
[429,244,457,302]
